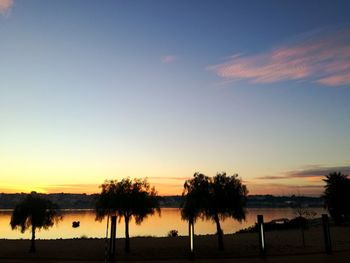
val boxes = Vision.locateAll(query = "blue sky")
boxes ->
[1,0,350,195]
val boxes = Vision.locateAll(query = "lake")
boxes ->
[0,208,326,239]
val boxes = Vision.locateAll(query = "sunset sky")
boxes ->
[1,0,350,196]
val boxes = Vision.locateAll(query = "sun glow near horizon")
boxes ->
[0,174,327,197]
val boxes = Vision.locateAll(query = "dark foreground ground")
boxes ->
[1,251,350,263]
[1,225,350,262]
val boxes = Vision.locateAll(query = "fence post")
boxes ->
[189,218,195,260]
[322,214,332,255]
[257,215,266,257]
[109,216,117,261]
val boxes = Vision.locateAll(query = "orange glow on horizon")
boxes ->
[0,181,323,196]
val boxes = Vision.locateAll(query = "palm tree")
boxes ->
[181,172,248,251]
[10,192,61,253]
[96,178,160,252]
[323,172,350,223]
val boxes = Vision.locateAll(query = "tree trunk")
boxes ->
[214,214,224,251]
[109,216,117,260]
[124,216,130,253]
[29,226,36,253]
[301,227,305,247]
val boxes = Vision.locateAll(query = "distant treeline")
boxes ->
[0,193,99,209]
[0,193,323,209]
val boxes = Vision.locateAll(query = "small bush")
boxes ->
[167,229,178,237]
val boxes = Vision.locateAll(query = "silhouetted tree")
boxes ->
[181,172,248,251]
[10,192,61,253]
[181,173,211,224]
[292,195,317,247]
[96,178,160,252]
[323,172,350,224]
[207,173,248,250]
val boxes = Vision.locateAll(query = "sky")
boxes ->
[1,0,350,196]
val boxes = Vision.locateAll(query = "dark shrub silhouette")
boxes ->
[95,178,159,252]
[237,216,309,234]
[323,172,350,224]
[167,229,179,237]
[10,192,61,253]
[181,172,248,250]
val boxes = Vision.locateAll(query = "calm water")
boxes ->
[0,208,326,239]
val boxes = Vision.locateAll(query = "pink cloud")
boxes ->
[0,0,13,15]
[209,28,350,87]
[318,72,350,86]
[160,55,178,64]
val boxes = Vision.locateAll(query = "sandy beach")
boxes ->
[1,224,350,262]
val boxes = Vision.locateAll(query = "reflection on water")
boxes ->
[0,208,326,239]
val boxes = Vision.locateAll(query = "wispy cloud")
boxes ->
[148,176,191,181]
[160,55,178,64]
[257,175,293,180]
[256,165,350,180]
[0,0,13,15]
[209,27,350,87]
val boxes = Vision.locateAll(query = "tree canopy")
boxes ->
[95,178,160,252]
[323,172,350,223]
[181,172,248,250]
[10,192,61,252]
[181,173,211,222]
